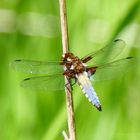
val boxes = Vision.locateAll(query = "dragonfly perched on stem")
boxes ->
[11,39,134,111]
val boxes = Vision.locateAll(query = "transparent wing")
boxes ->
[11,59,64,74]
[90,57,135,81]
[82,39,125,65]
[21,74,65,91]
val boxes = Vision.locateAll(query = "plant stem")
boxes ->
[59,0,76,140]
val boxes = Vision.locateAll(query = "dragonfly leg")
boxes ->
[71,78,77,86]
[65,82,73,92]
[65,77,76,92]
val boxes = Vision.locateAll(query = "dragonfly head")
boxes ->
[62,52,74,59]
[61,52,75,64]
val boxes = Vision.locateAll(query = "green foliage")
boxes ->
[0,0,140,140]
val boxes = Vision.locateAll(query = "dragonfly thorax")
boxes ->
[61,52,87,78]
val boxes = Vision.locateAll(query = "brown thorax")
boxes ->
[60,52,86,78]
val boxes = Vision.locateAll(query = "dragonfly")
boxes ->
[11,39,134,111]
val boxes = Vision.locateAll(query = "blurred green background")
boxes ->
[0,0,140,140]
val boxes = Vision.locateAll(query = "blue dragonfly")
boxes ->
[11,39,134,111]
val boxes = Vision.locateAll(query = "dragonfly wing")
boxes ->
[21,74,65,91]
[82,39,125,65]
[11,60,64,74]
[89,57,135,81]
